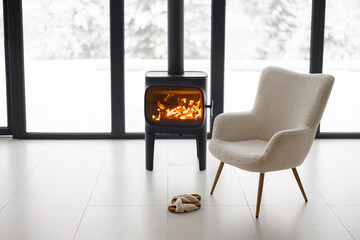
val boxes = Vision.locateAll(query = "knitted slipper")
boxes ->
[171,194,201,204]
[168,197,200,213]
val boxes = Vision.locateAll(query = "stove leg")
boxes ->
[196,136,200,160]
[197,133,207,171]
[146,132,155,171]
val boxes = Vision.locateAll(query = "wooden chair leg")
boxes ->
[292,168,308,202]
[210,162,224,194]
[256,173,265,218]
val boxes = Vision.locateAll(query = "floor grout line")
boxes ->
[0,142,55,213]
[307,178,357,240]
[72,145,111,240]
[234,168,263,240]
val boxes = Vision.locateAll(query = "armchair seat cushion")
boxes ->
[209,139,268,172]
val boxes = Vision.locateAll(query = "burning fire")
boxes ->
[152,93,202,121]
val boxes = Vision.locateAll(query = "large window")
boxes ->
[124,0,211,133]
[321,0,360,132]
[22,0,111,132]
[124,0,167,133]
[184,0,211,73]
[2,0,360,138]
[0,1,7,127]
[224,0,311,113]
[184,0,211,131]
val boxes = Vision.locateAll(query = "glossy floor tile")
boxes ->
[168,206,260,240]
[251,205,353,240]
[332,206,360,240]
[310,177,360,205]
[0,139,358,239]
[0,206,84,240]
[89,177,167,206]
[0,158,41,178]
[8,178,96,206]
[0,178,24,209]
[30,157,105,178]
[100,140,168,178]
[75,206,167,240]
[0,140,54,160]
[99,155,168,178]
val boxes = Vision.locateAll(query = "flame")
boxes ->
[152,94,202,121]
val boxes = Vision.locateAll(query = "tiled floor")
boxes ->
[0,138,359,240]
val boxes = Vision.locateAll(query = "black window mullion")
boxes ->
[309,0,326,75]
[309,0,325,138]
[6,0,26,138]
[3,0,12,134]
[0,0,13,135]
[110,0,125,138]
[0,0,10,134]
[210,0,226,137]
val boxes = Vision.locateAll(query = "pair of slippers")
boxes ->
[168,194,202,213]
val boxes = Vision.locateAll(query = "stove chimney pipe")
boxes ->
[168,0,184,75]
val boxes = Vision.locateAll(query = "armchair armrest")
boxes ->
[263,126,315,172]
[212,111,257,141]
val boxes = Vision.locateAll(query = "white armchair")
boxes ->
[209,66,334,217]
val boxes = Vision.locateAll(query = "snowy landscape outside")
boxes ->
[1,0,359,132]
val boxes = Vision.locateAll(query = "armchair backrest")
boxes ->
[253,66,334,141]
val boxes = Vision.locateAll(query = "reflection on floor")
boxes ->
[0,138,359,240]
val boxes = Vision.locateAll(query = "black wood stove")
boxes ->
[144,0,208,171]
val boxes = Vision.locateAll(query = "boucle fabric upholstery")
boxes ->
[209,66,334,172]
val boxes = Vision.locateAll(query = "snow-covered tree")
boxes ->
[14,0,360,61]
[324,0,360,60]
[125,0,167,59]
[184,0,211,59]
[125,0,211,59]
[23,0,109,60]
[245,0,311,60]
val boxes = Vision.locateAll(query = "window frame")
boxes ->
[2,0,359,139]
[0,0,12,135]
